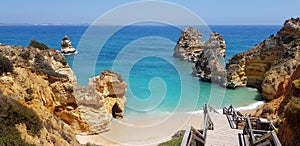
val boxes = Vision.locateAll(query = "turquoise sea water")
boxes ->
[0,25,281,116]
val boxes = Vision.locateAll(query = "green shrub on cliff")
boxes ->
[19,50,31,60]
[34,54,67,78]
[158,136,183,146]
[28,39,50,50]
[0,54,13,75]
[293,78,300,89]
[0,93,42,146]
[60,57,67,66]
[285,97,300,122]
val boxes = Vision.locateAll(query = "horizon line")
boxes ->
[0,23,282,26]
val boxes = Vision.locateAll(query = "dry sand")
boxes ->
[77,112,203,146]
[76,108,259,146]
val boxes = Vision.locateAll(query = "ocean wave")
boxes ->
[246,87,258,91]
[62,50,79,55]
[235,101,265,111]
[187,101,265,115]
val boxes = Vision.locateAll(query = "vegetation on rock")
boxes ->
[293,78,300,89]
[33,54,67,78]
[284,97,300,122]
[19,50,31,61]
[0,93,42,146]
[28,39,50,50]
[60,57,67,66]
[0,53,13,75]
[158,136,183,146]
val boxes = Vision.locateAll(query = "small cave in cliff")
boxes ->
[112,103,122,118]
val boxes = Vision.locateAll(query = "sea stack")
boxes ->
[173,27,203,62]
[61,35,76,54]
[192,32,227,86]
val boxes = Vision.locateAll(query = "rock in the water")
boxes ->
[226,17,300,100]
[191,31,227,86]
[204,32,226,57]
[173,27,203,62]
[192,49,226,86]
[174,27,226,63]
[61,35,76,54]
[226,54,247,88]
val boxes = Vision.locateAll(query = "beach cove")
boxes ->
[0,25,280,145]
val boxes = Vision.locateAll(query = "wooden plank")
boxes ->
[252,130,270,134]
[187,133,192,146]
[191,126,205,140]
[254,132,271,145]
[271,131,282,146]
[181,126,192,146]
[191,133,205,144]
[256,140,271,146]
[205,114,241,145]
[246,117,256,145]
[269,123,276,131]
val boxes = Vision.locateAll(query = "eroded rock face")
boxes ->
[72,70,127,134]
[173,27,203,62]
[254,65,300,146]
[226,54,247,88]
[0,46,81,145]
[204,32,226,57]
[192,31,227,86]
[226,18,300,100]
[61,35,76,54]
[192,48,226,86]
[90,70,127,119]
[0,45,127,144]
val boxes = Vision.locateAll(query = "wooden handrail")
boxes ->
[223,105,248,129]
[247,117,256,145]
[254,132,271,145]
[181,125,205,146]
[242,116,282,146]
[181,104,219,146]
[181,126,192,146]
[270,131,282,146]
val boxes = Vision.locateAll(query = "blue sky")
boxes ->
[1,0,299,25]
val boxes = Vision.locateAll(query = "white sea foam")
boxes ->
[235,101,265,111]
[187,101,265,115]
[62,50,79,55]
[246,87,258,91]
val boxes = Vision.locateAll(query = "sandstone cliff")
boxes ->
[173,27,203,62]
[173,26,227,85]
[0,44,127,145]
[192,32,227,85]
[173,27,226,62]
[253,64,300,146]
[226,18,300,101]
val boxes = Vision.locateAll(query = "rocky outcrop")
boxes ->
[192,32,227,85]
[0,45,127,144]
[90,70,127,119]
[173,27,203,62]
[61,35,76,54]
[226,18,300,100]
[174,27,226,62]
[253,65,300,146]
[204,32,226,57]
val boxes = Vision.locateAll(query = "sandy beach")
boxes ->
[76,107,258,146]
[77,112,203,146]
